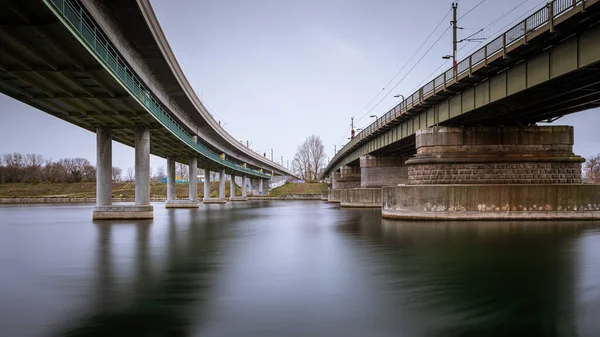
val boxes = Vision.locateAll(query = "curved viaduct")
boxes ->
[0,0,297,218]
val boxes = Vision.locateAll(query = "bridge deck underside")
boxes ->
[0,1,267,177]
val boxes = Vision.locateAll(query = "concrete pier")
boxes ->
[340,188,382,208]
[327,189,341,203]
[259,179,263,196]
[95,127,112,207]
[360,155,408,188]
[93,126,153,220]
[166,156,176,202]
[166,155,199,208]
[337,165,361,189]
[230,174,236,198]
[232,175,248,201]
[242,175,247,198]
[382,126,600,220]
[135,127,151,206]
[189,156,198,201]
[205,169,227,204]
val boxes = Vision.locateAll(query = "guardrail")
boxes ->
[328,0,589,171]
[45,0,271,179]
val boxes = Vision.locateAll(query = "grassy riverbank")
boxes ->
[268,182,327,197]
[0,182,240,199]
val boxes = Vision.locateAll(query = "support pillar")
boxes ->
[204,168,210,199]
[189,155,198,201]
[135,126,151,206]
[204,168,226,204]
[93,126,153,219]
[230,174,236,198]
[259,179,263,196]
[242,175,247,197]
[165,155,199,208]
[166,156,176,202]
[360,155,408,188]
[96,127,112,207]
[382,126,600,220]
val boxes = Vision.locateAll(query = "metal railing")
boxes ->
[45,0,271,178]
[329,0,589,170]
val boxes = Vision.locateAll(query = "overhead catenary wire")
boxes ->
[458,0,489,20]
[352,8,452,119]
[355,24,452,125]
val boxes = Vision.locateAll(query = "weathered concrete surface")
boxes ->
[203,198,227,204]
[382,184,600,220]
[331,172,340,190]
[93,205,154,220]
[337,165,361,189]
[135,126,151,206]
[407,126,584,185]
[360,155,408,188]
[249,195,321,200]
[229,197,248,202]
[340,188,382,208]
[167,156,176,202]
[328,189,341,203]
[165,200,199,208]
[321,191,328,201]
[189,155,198,202]
[96,127,112,206]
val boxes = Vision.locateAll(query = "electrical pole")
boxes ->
[350,117,355,139]
[271,148,273,161]
[334,145,337,154]
[452,2,458,79]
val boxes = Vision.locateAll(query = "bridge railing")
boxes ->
[330,0,589,170]
[46,0,271,178]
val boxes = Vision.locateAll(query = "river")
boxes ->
[1,201,599,336]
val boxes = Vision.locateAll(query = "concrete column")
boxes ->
[135,126,150,206]
[360,155,408,188]
[219,169,226,199]
[96,127,112,206]
[259,179,263,196]
[204,168,210,199]
[167,156,176,201]
[242,175,247,197]
[248,179,253,196]
[230,174,236,197]
[188,155,198,201]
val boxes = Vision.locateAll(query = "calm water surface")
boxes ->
[1,201,600,337]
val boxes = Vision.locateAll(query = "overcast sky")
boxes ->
[1,0,598,171]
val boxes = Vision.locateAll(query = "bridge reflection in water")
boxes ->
[0,203,599,337]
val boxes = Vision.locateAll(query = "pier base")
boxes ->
[203,198,227,204]
[229,197,248,201]
[165,200,200,208]
[93,205,154,220]
[340,188,382,208]
[382,184,600,220]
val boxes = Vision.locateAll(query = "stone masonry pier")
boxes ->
[382,126,600,220]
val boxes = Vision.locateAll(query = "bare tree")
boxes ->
[126,167,135,182]
[308,135,326,180]
[292,138,312,180]
[176,162,188,180]
[292,135,326,181]
[112,167,122,183]
[153,166,166,182]
[585,154,600,183]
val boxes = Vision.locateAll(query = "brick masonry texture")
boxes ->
[408,162,582,185]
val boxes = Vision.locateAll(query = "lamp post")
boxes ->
[393,94,405,112]
[370,114,378,129]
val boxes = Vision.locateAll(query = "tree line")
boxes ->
[0,152,166,184]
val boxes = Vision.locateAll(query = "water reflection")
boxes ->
[0,203,599,337]
[338,211,600,337]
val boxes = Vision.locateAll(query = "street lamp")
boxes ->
[393,94,405,111]
[370,115,378,129]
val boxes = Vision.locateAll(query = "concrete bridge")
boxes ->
[324,0,600,219]
[0,0,297,219]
